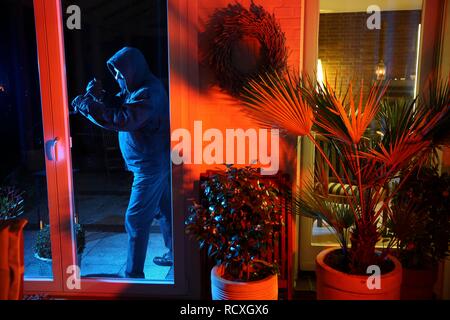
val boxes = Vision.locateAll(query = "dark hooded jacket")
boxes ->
[77,47,170,174]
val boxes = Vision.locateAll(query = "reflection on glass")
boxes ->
[62,0,173,282]
[0,0,53,279]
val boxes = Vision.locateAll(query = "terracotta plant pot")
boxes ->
[211,265,278,300]
[401,266,437,300]
[0,219,28,300]
[316,248,402,300]
[34,252,83,268]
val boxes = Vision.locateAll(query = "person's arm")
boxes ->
[73,88,159,132]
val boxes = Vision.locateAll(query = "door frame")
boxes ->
[25,0,188,297]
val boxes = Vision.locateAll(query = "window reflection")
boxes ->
[0,0,53,279]
[319,0,422,100]
[62,0,173,282]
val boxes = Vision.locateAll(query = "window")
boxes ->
[299,0,424,271]
[62,0,173,283]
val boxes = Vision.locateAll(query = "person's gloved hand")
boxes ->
[71,95,89,116]
[86,78,105,101]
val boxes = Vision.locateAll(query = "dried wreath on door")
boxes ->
[202,2,288,96]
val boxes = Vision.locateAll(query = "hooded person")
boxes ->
[72,47,173,278]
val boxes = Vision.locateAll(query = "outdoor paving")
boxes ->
[24,230,173,282]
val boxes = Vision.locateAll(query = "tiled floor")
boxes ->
[23,171,174,283]
[24,230,173,282]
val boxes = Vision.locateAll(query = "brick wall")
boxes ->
[319,10,421,97]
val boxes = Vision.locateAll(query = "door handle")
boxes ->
[45,138,59,161]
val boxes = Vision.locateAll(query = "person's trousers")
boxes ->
[125,170,171,278]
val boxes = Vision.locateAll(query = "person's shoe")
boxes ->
[124,272,145,279]
[153,252,173,267]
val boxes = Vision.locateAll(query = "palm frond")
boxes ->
[241,70,314,137]
[310,80,388,145]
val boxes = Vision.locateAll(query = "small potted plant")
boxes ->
[185,165,286,300]
[34,223,86,264]
[0,186,27,300]
[388,167,450,300]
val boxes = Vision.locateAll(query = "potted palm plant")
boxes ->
[185,165,287,300]
[241,70,449,299]
[0,186,27,300]
[0,187,25,221]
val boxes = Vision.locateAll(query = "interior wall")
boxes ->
[168,0,303,298]
[191,0,302,176]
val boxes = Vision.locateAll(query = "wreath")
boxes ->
[203,2,288,96]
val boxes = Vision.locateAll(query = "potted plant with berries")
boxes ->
[185,165,287,300]
[240,70,450,299]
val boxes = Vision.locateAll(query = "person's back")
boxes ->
[80,47,170,173]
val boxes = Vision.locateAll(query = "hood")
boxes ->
[107,47,155,92]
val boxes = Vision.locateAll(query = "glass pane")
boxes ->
[62,0,173,282]
[314,0,423,242]
[0,0,53,279]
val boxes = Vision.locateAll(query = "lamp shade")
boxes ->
[375,60,386,80]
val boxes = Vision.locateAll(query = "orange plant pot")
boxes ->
[0,225,10,299]
[0,219,28,300]
[401,267,437,300]
[316,248,402,300]
[211,265,278,300]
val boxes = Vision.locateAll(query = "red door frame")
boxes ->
[27,0,188,297]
